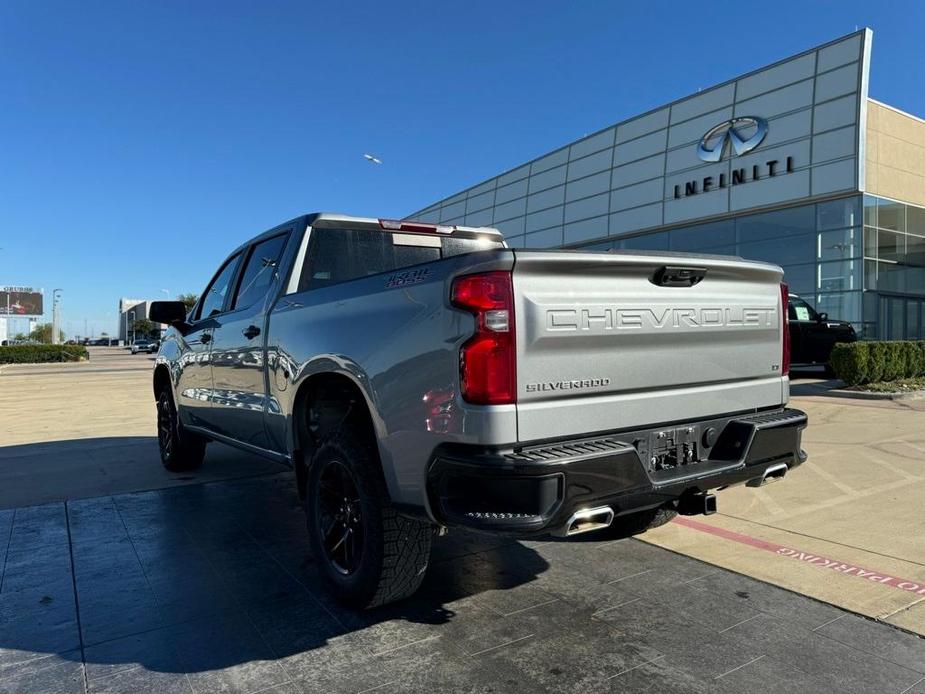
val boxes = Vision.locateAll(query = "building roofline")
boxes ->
[868,97,925,126]
[412,28,872,215]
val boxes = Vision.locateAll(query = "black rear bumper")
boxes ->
[427,407,807,536]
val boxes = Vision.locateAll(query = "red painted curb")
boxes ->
[673,516,925,596]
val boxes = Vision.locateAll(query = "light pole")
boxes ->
[129,310,136,344]
[0,249,5,344]
[52,289,63,345]
[2,284,9,344]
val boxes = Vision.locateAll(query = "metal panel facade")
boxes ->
[408,30,872,250]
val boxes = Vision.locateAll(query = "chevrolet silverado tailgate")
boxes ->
[512,250,787,442]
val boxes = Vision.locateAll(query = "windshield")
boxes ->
[789,295,819,322]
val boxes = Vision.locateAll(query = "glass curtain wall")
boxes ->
[575,197,864,332]
[863,195,925,339]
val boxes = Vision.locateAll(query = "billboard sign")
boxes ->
[0,287,44,317]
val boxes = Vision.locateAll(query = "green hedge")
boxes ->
[829,341,925,386]
[0,344,89,364]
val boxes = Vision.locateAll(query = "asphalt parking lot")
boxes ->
[1,348,924,693]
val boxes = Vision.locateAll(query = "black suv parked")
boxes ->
[788,293,857,370]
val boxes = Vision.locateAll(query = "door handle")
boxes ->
[243,325,261,340]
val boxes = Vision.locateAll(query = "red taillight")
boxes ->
[780,282,791,376]
[451,271,516,405]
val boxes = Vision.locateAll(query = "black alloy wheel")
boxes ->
[303,427,433,608]
[155,386,206,471]
[315,459,365,575]
[157,390,175,461]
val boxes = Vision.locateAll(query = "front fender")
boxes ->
[153,338,183,393]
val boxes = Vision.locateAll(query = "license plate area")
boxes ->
[637,425,701,472]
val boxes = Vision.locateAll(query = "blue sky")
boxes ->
[1,1,924,337]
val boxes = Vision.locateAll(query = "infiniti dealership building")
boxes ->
[408,30,925,339]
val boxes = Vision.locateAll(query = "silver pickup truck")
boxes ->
[150,213,807,608]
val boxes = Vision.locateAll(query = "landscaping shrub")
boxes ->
[866,342,887,382]
[829,340,925,386]
[829,342,869,386]
[911,341,925,376]
[884,342,906,382]
[0,344,88,364]
[895,341,919,380]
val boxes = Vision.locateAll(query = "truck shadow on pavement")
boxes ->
[0,436,289,509]
[0,461,551,687]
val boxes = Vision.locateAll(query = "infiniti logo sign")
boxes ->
[697,116,769,163]
[674,114,794,199]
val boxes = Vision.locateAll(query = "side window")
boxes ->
[299,229,352,291]
[789,297,815,322]
[299,228,440,291]
[195,254,242,320]
[231,234,289,310]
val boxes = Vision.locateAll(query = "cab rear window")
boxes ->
[299,227,502,291]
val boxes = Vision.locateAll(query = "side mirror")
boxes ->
[818,312,828,322]
[149,301,191,333]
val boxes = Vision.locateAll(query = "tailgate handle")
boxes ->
[652,265,707,287]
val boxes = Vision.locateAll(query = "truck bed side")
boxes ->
[265,249,516,511]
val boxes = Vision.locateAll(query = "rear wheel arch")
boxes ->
[291,372,386,500]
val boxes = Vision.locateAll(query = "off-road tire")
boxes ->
[156,387,207,472]
[304,427,432,609]
[600,506,677,538]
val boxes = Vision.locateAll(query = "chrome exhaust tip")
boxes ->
[562,506,614,536]
[747,462,789,488]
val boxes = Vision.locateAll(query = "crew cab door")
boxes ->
[207,231,290,449]
[175,252,243,428]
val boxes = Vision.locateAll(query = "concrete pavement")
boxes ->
[1,350,924,692]
[0,347,284,508]
[3,476,925,694]
[644,375,925,636]
[3,350,924,633]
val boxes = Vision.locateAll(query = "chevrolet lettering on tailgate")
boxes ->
[545,306,777,332]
